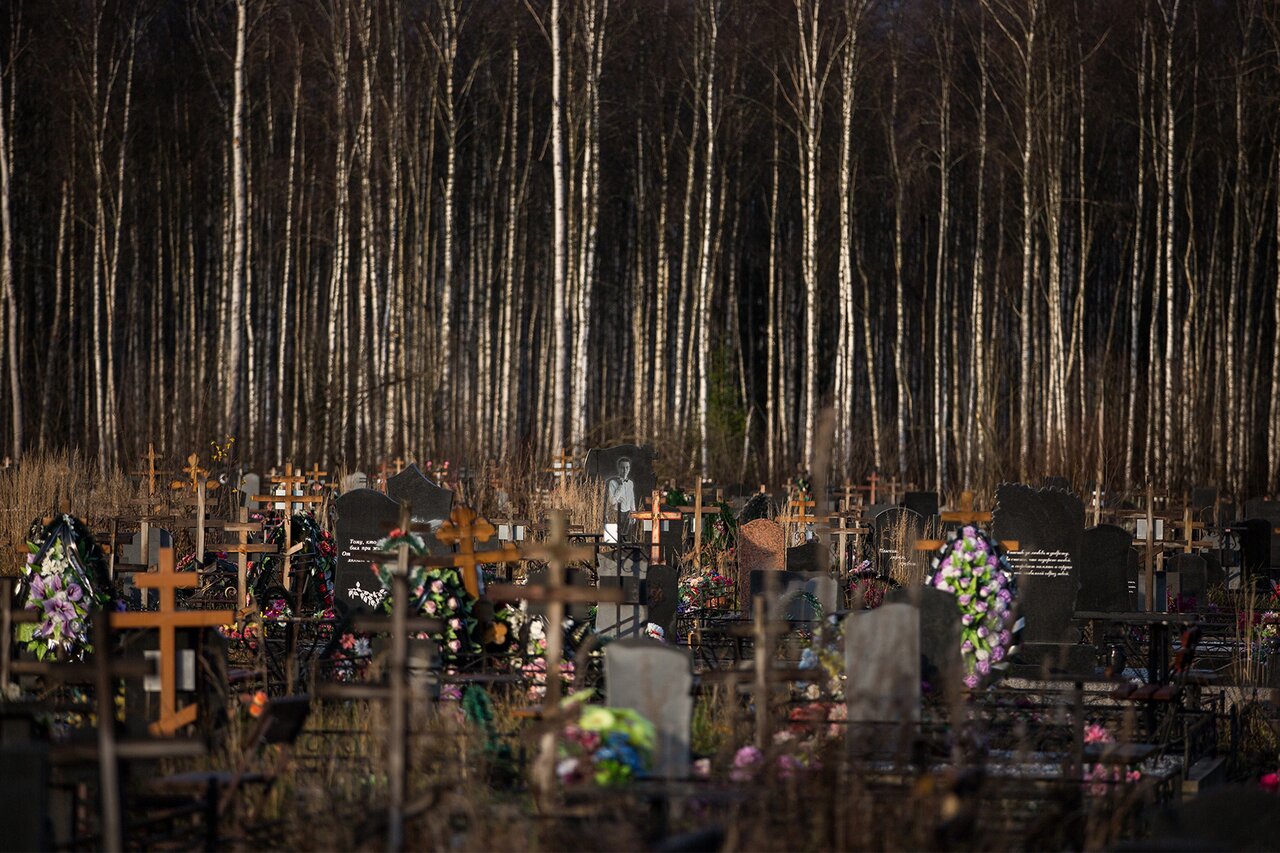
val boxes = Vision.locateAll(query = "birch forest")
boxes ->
[1,0,1279,494]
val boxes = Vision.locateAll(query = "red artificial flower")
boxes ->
[1262,772,1280,792]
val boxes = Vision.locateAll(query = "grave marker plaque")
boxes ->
[333,489,401,615]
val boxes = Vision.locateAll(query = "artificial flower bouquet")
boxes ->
[557,693,656,786]
[678,570,734,612]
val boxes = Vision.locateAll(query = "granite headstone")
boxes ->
[333,488,401,615]
[845,603,920,723]
[1078,524,1138,613]
[585,444,657,523]
[604,639,693,779]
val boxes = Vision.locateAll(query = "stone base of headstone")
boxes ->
[1011,642,1096,679]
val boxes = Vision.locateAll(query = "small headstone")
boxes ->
[386,464,454,547]
[237,472,261,510]
[845,603,920,722]
[645,564,679,637]
[333,488,401,615]
[992,483,1082,645]
[750,570,836,620]
[1078,524,1138,613]
[871,507,924,579]
[902,491,939,520]
[885,586,963,694]
[785,540,822,572]
[739,519,785,573]
[604,639,693,779]
[1244,499,1280,566]
[342,471,369,492]
[586,444,657,521]
[596,546,648,639]
[1167,552,1208,605]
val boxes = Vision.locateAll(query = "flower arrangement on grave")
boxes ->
[556,692,655,786]
[677,570,734,612]
[374,528,478,660]
[927,525,1020,689]
[798,615,846,701]
[249,512,337,616]
[328,631,374,682]
[1082,721,1142,795]
[19,515,116,660]
[847,559,893,610]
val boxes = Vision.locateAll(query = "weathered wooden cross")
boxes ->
[252,463,324,592]
[1172,505,1213,554]
[630,490,682,564]
[678,478,715,572]
[815,512,870,575]
[110,547,234,735]
[433,505,523,599]
[169,453,221,559]
[777,495,817,550]
[853,472,881,507]
[222,507,279,613]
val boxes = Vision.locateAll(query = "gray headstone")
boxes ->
[341,471,369,492]
[237,472,261,510]
[750,570,837,620]
[121,527,174,567]
[886,586,963,693]
[596,546,648,639]
[1078,524,1138,613]
[992,483,1083,645]
[586,444,657,522]
[845,603,920,722]
[333,489,401,615]
[604,639,692,779]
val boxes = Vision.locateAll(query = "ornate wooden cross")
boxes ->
[631,490,682,564]
[110,547,234,735]
[169,453,221,558]
[433,505,523,599]
[130,442,165,497]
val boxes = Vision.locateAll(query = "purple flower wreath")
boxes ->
[927,525,1020,688]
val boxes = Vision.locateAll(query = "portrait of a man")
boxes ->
[606,457,636,515]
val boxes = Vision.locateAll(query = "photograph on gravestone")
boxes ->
[333,489,402,615]
[845,603,920,724]
[585,444,657,523]
[902,491,940,520]
[870,507,924,581]
[604,639,693,779]
[1079,524,1139,613]
[992,484,1085,668]
[596,546,649,640]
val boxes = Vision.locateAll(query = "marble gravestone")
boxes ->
[585,444,657,524]
[333,488,401,615]
[386,464,454,556]
[845,603,920,723]
[1078,524,1139,613]
[885,586,963,694]
[993,483,1090,674]
[749,570,837,621]
[871,507,924,581]
[604,639,693,779]
[596,546,649,640]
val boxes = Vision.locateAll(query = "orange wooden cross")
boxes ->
[678,479,715,571]
[110,547,233,735]
[131,442,164,496]
[393,457,406,474]
[631,490,682,564]
[917,492,1019,552]
[433,505,522,599]
[548,448,576,490]
[306,462,329,486]
[252,462,323,591]
[853,473,880,506]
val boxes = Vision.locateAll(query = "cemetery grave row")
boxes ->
[1,448,1278,849]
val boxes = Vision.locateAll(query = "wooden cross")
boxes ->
[852,473,881,506]
[487,512,621,804]
[433,505,523,599]
[916,493,1019,553]
[305,462,329,487]
[1115,484,1173,612]
[886,476,904,505]
[1172,505,1212,554]
[110,547,234,735]
[394,456,406,474]
[253,463,324,591]
[678,479,715,572]
[630,491,682,564]
[222,506,279,613]
[777,496,817,551]
[170,453,221,559]
[815,513,870,575]
[131,442,164,496]
[377,460,393,492]
[548,447,576,491]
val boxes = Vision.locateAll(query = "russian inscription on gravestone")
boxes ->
[333,488,401,615]
[1078,524,1138,613]
[605,639,693,779]
[992,483,1083,645]
[585,444,657,523]
[871,507,923,580]
[596,546,648,640]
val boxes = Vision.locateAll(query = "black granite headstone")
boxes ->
[886,585,963,692]
[786,540,823,572]
[645,564,679,636]
[992,483,1083,646]
[871,507,923,579]
[902,491,940,520]
[333,488,402,615]
[1042,476,1072,493]
[386,464,454,551]
[1191,487,1219,525]
[1078,524,1138,613]
[1167,552,1208,605]
[749,570,837,620]
[585,444,657,522]
[1235,518,1272,584]
[1244,498,1280,566]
